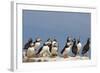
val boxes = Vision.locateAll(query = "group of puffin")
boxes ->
[23,36,90,58]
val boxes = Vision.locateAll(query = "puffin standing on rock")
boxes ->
[27,43,36,58]
[61,42,72,58]
[23,38,33,58]
[23,38,41,58]
[61,36,73,58]
[51,39,59,57]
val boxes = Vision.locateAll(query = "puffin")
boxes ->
[36,43,51,57]
[26,43,36,58]
[77,38,82,55]
[72,39,78,57]
[61,41,72,58]
[81,38,90,56]
[51,39,59,57]
[33,37,42,49]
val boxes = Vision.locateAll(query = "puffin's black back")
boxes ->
[82,38,90,55]
[72,39,78,56]
[23,38,33,49]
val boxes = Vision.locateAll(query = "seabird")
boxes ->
[23,38,33,58]
[61,42,72,58]
[27,43,36,58]
[51,39,59,57]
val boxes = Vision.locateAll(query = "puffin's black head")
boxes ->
[73,38,76,45]
[67,36,70,42]
[77,37,80,44]
[53,38,57,42]
[46,38,52,45]
[47,38,51,41]
[35,37,42,42]
[43,43,48,46]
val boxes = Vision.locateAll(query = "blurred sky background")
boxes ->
[23,10,91,58]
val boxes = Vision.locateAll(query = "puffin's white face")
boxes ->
[36,38,41,42]
[67,42,71,46]
[52,40,59,47]
[69,37,72,41]
[52,41,56,45]
[30,43,35,47]
[45,41,52,45]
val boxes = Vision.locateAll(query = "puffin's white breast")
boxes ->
[65,47,71,52]
[42,46,49,51]
[35,42,40,48]
[40,46,50,57]
[63,46,71,55]
[27,47,35,57]
[51,47,58,54]
[52,47,58,51]
[77,43,82,50]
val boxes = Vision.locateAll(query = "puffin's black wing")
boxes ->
[49,48,52,53]
[23,43,30,49]
[48,44,52,52]
[36,46,43,55]
[81,44,89,55]
[23,38,33,49]
[61,47,66,54]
